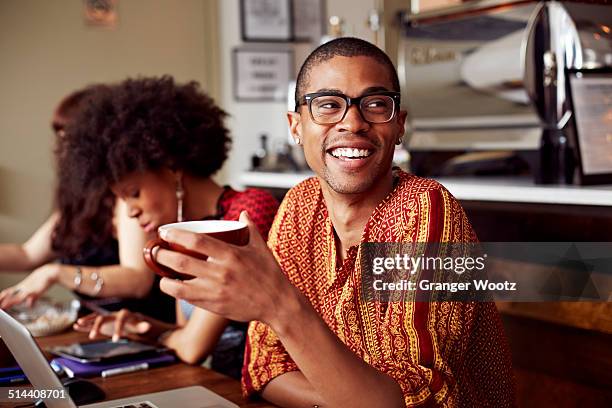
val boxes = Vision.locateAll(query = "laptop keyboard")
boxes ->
[110,402,159,408]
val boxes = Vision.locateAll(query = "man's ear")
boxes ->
[397,109,408,136]
[287,111,303,145]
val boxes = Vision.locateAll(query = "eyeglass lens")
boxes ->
[310,94,395,124]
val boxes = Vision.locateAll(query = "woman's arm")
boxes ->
[53,200,155,298]
[0,201,156,308]
[162,306,229,365]
[0,213,58,271]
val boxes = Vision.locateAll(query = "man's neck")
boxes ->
[320,173,394,260]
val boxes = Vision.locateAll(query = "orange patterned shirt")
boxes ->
[242,169,515,407]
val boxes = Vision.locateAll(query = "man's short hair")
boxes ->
[295,37,400,108]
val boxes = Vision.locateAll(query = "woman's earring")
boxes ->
[176,177,184,222]
[295,137,301,145]
[396,137,403,145]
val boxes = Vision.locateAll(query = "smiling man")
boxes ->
[157,38,515,407]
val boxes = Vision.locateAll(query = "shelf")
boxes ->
[240,171,314,190]
[436,177,612,206]
[240,171,612,206]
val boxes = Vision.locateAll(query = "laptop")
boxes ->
[0,309,238,408]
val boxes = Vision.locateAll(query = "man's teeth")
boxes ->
[330,148,372,158]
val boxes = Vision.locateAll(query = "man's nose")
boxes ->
[337,104,369,133]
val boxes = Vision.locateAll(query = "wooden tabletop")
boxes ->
[32,330,275,408]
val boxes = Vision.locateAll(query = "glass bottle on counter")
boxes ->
[536,128,575,184]
[251,133,269,171]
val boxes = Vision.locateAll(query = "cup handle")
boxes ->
[143,239,196,280]
[143,238,168,278]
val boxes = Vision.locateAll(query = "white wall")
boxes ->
[0,0,219,242]
[218,0,296,188]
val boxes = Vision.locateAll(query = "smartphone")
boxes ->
[48,339,162,363]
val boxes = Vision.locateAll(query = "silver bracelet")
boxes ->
[73,267,83,290]
[90,270,104,296]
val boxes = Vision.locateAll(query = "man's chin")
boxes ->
[323,175,376,195]
[319,163,394,196]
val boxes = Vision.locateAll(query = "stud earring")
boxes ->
[176,177,184,222]
[295,137,301,145]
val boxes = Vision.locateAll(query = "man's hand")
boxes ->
[158,211,298,325]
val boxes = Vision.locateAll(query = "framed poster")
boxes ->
[567,69,612,185]
[233,49,294,101]
[83,0,118,28]
[240,0,293,42]
[292,0,326,42]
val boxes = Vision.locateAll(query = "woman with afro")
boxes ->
[64,76,279,378]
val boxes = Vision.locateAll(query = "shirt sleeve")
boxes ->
[373,188,515,406]
[241,320,299,396]
[241,194,298,396]
[368,301,514,407]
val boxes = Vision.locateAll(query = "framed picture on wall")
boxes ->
[233,48,294,101]
[83,0,118,28]
[292,0,326,42]
[240,0,293,42]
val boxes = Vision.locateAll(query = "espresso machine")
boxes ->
[398,0,612,184]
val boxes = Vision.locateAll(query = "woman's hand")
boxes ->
[73,309,153,342]
[0,263,59,309]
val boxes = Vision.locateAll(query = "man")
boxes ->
[157,38,515,407]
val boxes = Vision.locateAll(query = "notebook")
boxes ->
[0,365,27,384]
[51,353,175,378]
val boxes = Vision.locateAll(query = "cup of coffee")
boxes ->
[143,220,249,280]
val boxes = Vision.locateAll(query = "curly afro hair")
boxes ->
[66,75,230,185]
[54,76,231,256]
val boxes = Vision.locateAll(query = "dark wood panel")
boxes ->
[502,313,612,407]
[514,367,612,408]
[463,201,612,241]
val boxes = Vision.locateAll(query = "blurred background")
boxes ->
[1,1,611,406]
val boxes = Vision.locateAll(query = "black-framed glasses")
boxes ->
[295,91,401,125]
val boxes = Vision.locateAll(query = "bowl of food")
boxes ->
[9,298,79,337]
